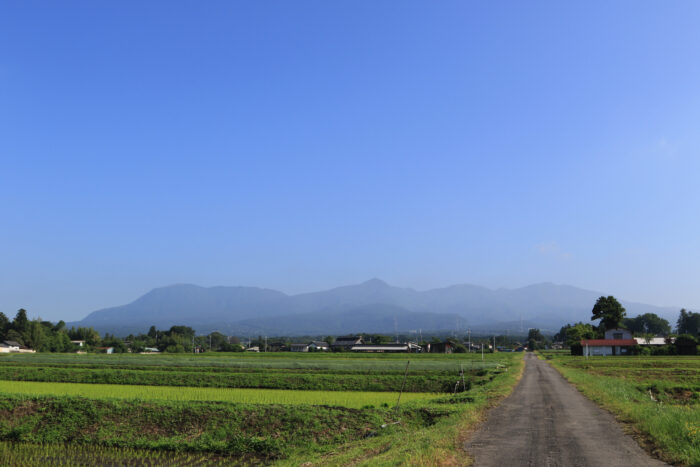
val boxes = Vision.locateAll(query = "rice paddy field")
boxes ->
[0,380,438,408]
[0,351,523,465]
[541,351,700,465]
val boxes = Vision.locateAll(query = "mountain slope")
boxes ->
[71,280,682,336]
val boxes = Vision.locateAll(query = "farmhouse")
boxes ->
[332,336,364,351]
[290,343,310,352]
[70,340,86,347]
[1,341,21,352]
[309,341,329,351]
[0,341,34,353]
[581,328,636,356]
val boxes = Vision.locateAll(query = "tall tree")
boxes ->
[0,312,9,338]
[676,309,700,336]
[591,296,626,331]
[12,309,29,334]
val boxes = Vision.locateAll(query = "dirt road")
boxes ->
[465,353,667,467]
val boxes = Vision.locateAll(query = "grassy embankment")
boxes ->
[0,352,524,465]
[541,351,700,466]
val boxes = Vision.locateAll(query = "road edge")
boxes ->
[459,352,528,466]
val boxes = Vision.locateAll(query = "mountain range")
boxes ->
[69,279,682,336]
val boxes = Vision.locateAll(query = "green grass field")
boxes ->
[0,351,524,465]
[541,352,700,466]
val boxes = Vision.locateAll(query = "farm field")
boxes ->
[0,441,231,466]
[541,351,700,465]
[0,351,523,465]
[0,352,503,393]
[0,380,438,408]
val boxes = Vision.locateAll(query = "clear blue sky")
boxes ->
[2,1,700,321]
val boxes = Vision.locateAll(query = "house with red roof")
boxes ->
[581,328,636,356]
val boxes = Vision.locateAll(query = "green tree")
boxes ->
[527,328,544,342]
[207,332,228,351]
[677,309,700,336]
[591,296,626,331]
[24,321,45,350]
[12,309,29,334]
[0,312,10,337]
[556,322,598,348]
[622,313,671,336]
[53,320,66,333]
[675,334,698,355]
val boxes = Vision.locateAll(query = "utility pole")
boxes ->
[493,336,496,353]
[468,329,471,353]
[481,343,484,361]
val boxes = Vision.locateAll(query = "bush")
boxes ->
[650,345,671,356]
[675,334,698,355]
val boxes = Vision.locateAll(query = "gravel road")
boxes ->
[465,353,668,467]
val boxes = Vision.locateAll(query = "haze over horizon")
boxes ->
[2,2,700,322]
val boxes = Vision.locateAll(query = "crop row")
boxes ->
[0,380,442,407]
[0,441,232,466]
[0,361,481,376]
[0,352,508,372]
[0,366,479,392]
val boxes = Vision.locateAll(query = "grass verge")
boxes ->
[280,353,525,466]
[545,354,700,466]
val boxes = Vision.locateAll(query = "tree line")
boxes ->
[554,296,700,355]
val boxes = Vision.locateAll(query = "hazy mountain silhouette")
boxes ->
[71,279,681,336]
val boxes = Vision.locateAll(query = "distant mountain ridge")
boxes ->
[70,279,681,336]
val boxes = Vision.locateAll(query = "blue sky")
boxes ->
[2,1,700,321]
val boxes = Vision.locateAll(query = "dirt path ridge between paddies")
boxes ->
[465,353,668,467]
